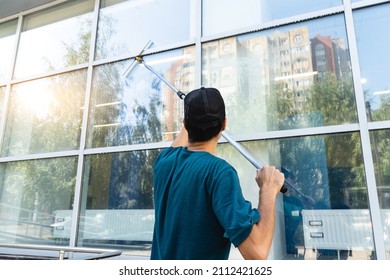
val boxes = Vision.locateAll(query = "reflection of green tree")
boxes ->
[268,72,357,128]
[28,71,86,154]
[309,73,357,125]
[377,97,390,119]
[370,123,390,209]
[268,72,367,208]
[309,74,366,208]
[83,18,162,210]
[110,90,162,209]
[266,83,297,131]
[6,18,92,220]
[21,158,77,216]
[365,87,390,207]
[9,12,162,222]
[63,17,92,65]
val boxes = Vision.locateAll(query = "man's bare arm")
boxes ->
[238,166,284,260]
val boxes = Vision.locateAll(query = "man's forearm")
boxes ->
[256,189,277,257]
[237,189,277,260]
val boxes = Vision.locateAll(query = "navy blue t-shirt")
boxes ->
[151,146,260,260]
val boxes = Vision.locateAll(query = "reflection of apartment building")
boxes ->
[199,27,315,112]
[202,27,314,111]
[311,35,351,79]
[162,46,196,141]
[202,37,238,97]
[266,27,313,110]
[167,26,351,126]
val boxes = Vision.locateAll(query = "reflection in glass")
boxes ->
[202,0,342,37]
[370,129,390,259]
[0,87,5,122]
[77,150,160,254]
[95,0,193,60]
[2,70,87,156]
[0,157,77,245]
[13,0,94,79]
[217,132,374,260]
[88,47,195,148]
[202,15,356,135]
[354,4,390,122]
[0,19,17,83]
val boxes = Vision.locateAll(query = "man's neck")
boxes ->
[187,139,218,154]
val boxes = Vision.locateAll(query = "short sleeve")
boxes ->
[211,165,260,247]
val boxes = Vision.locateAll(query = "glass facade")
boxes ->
[0,157,78,245]
[202,0,342,37]
[354,4,390,122]
[202,14,356,135]
[13,0,95,79]
[0,0,389,260]
[2,71,87,156]
[95,0,194,60]
[0,19,17,83]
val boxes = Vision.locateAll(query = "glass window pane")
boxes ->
[2,70,87,156]
[77,150,160,254]
[202,0,342,37]
[218,132,374,260]
[354,4,390,122]
[0,86,5,121]
[88,47,195,148]
[0,157,78,246]
[0,19,17,83]
[13,0,94,79]
[370,129,390,259]
[202,15,356,135]
[95,0,194,60]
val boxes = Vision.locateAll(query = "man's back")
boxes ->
[151,146,259,260]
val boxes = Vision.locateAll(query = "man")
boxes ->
[151,87,284,260]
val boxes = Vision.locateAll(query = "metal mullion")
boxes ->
[77,123,361,157]
[218,124,361,144]
[195,0,202,87]
[9,63,89,86]
[92,39,197,69]
[368,120,390,131]
[68,0,101,248]
[0,150,79,163]
[344,0,386,259]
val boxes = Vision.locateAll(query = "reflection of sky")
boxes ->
[239,13,346,43]
[203,0,342,36]
[119,49,185,124]
[14,13,93,78]
[96,0,192,60]
[0,35,15,82]
[353,5,390,110]
[263,0,342,17]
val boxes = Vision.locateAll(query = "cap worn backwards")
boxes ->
[184,87,225,129]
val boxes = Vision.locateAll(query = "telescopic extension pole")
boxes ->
[123,42,289,193]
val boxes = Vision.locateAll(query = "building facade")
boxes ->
[0,0,389,260]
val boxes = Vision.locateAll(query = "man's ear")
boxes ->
[221,118,227,131]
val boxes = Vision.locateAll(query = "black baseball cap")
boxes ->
[184,87,225,129]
